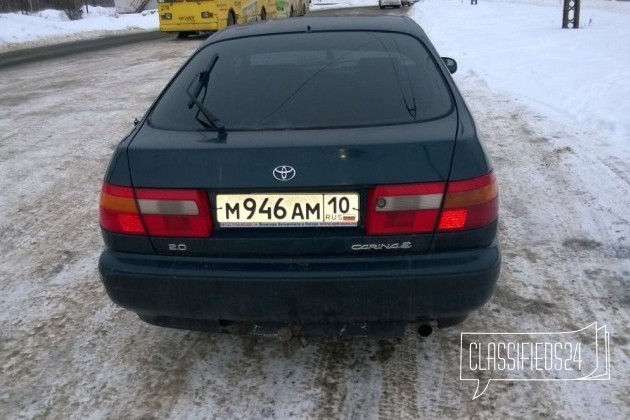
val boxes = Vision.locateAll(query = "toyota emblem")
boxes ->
[273,165,296,181]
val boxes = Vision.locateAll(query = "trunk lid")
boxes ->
[126,114,458,256]
[128,115,457,188]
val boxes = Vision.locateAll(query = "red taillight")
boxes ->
[99,183,212,237]
[437,172,498,231]
[100,184,145,235]
[366,172,498,235]
[366,182,446,235]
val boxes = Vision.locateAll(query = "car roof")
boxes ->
[205,16,430,44]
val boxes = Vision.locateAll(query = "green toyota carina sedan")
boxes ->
[98,16,501,338]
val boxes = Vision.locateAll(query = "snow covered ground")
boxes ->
[309,0,378,10]
[1,0,629,417]
[0,6,158,51]
[412,0,630,160]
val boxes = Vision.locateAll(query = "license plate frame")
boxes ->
[216,193,360,228]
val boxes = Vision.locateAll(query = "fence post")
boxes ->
[562,0,580,29]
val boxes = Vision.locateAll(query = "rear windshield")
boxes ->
[149,31,454,131]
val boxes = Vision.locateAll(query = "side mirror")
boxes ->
[441,57,458,74]
[133,118,140,127]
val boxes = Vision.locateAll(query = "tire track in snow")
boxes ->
[456,70,629,414]
[377,335,420,419]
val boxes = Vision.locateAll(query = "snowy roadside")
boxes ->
[411,0,630,155]
[309,0,379,10]
[0,7,158,52]
[0,1,375,51]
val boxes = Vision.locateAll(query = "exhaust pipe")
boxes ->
[417,324,433,337]
[277,326,293,342]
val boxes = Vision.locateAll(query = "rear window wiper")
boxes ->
[186,53,227,139]
[370,34,417,120]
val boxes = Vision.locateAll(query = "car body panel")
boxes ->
[128,115,458,189]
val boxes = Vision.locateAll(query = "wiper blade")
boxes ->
[187,54,218,108]
[186,82,227,137]
[389,56,416,119]
[186,54,227,139]
[376,34,418,120]
[404,94,417,119]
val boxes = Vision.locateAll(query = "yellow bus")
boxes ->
[270,0,309,19]
[157,0,309,37]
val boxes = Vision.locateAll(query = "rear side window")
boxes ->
[150,31,453,130]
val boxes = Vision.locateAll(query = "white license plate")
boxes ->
[216,193,360,227]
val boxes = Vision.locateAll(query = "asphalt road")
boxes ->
[0,30,170,69]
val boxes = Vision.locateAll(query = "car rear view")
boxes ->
[98,17,501,337]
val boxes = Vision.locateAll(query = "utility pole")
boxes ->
[562,0,580,29]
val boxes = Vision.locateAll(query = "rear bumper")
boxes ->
[99,242,501,329]
[159,22,219,32]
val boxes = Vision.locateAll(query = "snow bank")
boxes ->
[411,0,630,151]
[0,6,158,49]
[309,0,378,10]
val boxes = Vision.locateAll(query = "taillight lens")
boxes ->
[135,188,212,237]
[366,172,498,235]
[438,172,498,231]
[99,184,212,237]
[100,184,145,235]
[366,182,446,235]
